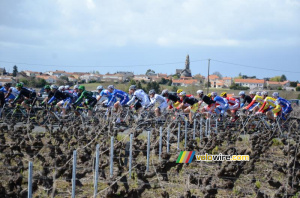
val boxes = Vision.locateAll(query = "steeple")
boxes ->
[185,55,190,70]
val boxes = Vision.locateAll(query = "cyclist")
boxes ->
[127,85,150,112]
[221,92,240,121]
[272,92,292,120]
[239,91,253,108]
[64,85,73,94]
[40,85,54,106]
[146,89,168,117]
[257,91,278,120]
[97,87,113,106]
[176,91,199,126]
[73,86,97,116]
[3,83,19,102]
[58,86,65,92]
[48,85,71,118]
[211,92,228,121]
[107,85,129,110]
[244,91,264,113]
[95,85,104,101]
[197,90,216,117]
[161,89,181,109]
[12,83,37,113]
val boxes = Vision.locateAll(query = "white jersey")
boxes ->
[127,89,150,106]
[10,87,19,96]
[149,94,166,106]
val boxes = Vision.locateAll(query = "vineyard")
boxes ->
[0,108,300,198]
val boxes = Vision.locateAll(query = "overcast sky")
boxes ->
[0,0,299,80]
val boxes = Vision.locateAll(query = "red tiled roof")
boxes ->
[173,79,197,84]
[207,75,220,80]
[234,79,265,84]
[223,77,232,80]
[267,80,289,85]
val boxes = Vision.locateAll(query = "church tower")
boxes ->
[180,54,192,77]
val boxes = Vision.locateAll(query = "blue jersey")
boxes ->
[107,89,129,106]
[275,97,291,109]
[100,90,112,100]
[213,96,228,108]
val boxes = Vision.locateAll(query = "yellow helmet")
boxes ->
[220,92,227,97]
[207,93,211,97]
[177,89,183,94]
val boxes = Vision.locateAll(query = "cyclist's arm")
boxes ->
[127,95,136,105]
[74,94,84,105]
[48,96,57,104]
[107,95,116,107]
[4,89,12,99]
[245,99,256,110]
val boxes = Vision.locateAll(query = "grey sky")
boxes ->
[0,0,299,80]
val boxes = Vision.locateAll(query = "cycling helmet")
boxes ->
[64,85,70,90]
[107,85,114,90]
[179,91,186,96]
[256,92,261,96]
[149,89,155,95]
[197,90,204,95]
[16,83,23,88]
[161,89,168,96]
[58,86,65,91]
[207,93,212,97]
[78,85,85,91]
[220,92,227,97]
[74,85,79,89]
[51,85,58,89]
[97,85,103,90]
[129,85,136,90]
[211,92,217,97]
[177,89,183,94]
[262,91,268,96]
[249,91,255,95]
[239,91,245,96]
[272,92,279,98]
[44,85,51,89]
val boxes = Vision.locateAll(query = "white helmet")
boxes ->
[272,92,279,98]
[197,90,204,95]
[239,91,245,96]
[262,91,268,96]
[256,92,261,96]
[249,91,255,95]
[74,85,79,89]
[179,91,186,96]
[50,85,58,89]
[58,86,65,91]
[97,85,103,90]
[211,92,217,97]
[64,85,70,90]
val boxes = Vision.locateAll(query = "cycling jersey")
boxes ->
[200,95,215,105]
[2,87,19,100]
[213,96,229,115]
[275,97,292,117]
[245,95,264,110]
[48,90,68,104]
[183,96,198,105]
[74,90,97,108]
[127,89,150,107]
[240,95,252,108]
[108,89,129,106]
[147,94,167,110]
[13,87,36,103]
[226,97,240,110]
[259,97,280,114]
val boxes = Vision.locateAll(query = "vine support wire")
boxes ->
[129,134,133,178]
[28,161,33,198]
[167,127,170,153]
[216,119,218,134]
[184,120,187,149]
[177,123,181,151]
[72,150,77,198]
[146,131,150,172]
[193,119,196,139]
[200,117,203,142]
[159,127,162,161]
[110,136,114,178]
[208,118,211,136]
[93,144,100,198]
[205,118,208,136]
